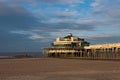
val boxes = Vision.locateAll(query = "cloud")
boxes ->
[54,10,81,17]
[26,0,84,4]
[0,0,120,52]
[0,3,39,30]
[10,30,45,40]
[88,35,120,44]
[91,0,120,18]
[0,0,45,52]
[0,30,45,52]
[89,0,120,31]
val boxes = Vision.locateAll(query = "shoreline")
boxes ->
[1,57,120,62]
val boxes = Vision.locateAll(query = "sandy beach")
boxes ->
[0,58,120,80]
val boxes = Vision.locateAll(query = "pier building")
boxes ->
[43,33,120,60]
[43,33,89,57]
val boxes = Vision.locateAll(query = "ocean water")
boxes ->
[0,52,43,58]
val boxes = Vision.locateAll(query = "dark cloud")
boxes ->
[0,2,43,52]
[0,3,39,30]
[0,30,49,52]
[0,0,95,52]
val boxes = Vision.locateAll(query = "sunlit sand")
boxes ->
[0,58,120,80]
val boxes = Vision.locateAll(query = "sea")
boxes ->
[0,52,43,58]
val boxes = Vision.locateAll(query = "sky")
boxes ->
[0,0,120,52]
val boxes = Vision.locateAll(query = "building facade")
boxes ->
[43,33,89,58]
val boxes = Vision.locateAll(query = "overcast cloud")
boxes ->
[0,0,120,52]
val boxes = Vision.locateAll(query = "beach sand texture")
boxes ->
[0,58,120,80]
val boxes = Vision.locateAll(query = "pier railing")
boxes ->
[42,47,120,60]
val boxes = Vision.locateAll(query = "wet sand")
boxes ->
[0,58,120,80]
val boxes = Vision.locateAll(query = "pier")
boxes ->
[43,33,120,60]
